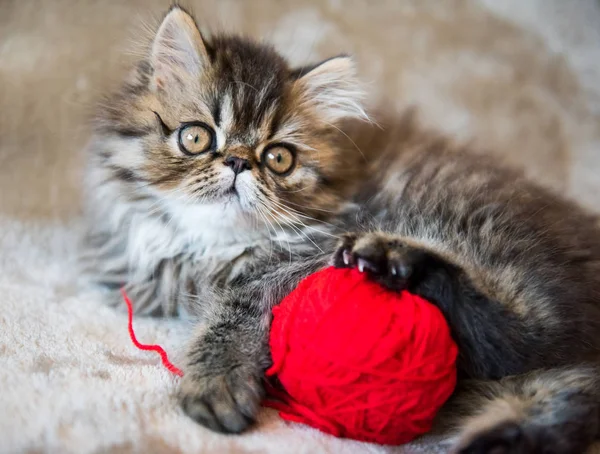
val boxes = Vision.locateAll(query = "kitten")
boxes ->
[83,6,600,453]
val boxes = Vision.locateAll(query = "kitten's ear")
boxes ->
[149,7,209,91]
[293,56,367,123]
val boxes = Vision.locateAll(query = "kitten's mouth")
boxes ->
[225,184,239,198]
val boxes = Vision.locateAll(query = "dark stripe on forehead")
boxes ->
[268,103,285,140]
[211,93,222,127]
[255,80,284,128]
[229,80,284,134]
[210,35,290,134]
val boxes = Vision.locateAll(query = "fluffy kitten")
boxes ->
[83,6,600,453]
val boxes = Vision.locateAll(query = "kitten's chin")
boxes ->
[228,192,260,217]
[215,191,248,213]
[196,188,258,221]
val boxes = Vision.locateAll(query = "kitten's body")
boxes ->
[83,7,600,453]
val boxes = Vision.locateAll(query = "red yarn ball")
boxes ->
[265,266,458,445]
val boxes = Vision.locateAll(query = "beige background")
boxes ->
[1,1,599,453]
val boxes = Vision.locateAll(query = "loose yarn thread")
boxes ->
[121,288,184,377]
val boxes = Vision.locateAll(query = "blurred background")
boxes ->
[1,1,600,453]
[1,0,600,221]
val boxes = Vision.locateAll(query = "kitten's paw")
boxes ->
[454,422,532,454]
[331,232,426,291]
[180,363,264,434]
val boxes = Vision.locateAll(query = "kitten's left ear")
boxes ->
[293,56,368,123]
[150,6,209,91]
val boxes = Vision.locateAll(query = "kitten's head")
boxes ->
[97,6,367,224]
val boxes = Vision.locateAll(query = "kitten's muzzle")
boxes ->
[224,156,251,175]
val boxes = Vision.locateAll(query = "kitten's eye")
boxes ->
[178,123,214,155]
[262,145,295,175]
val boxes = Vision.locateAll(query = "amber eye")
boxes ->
[262,145,295,175]
[177,123,214,155]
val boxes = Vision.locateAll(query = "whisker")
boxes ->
[253,205,276,265]
[321,118,367,163]
[279,184,313,194]
[284,199,341,215]
[256,200,290,248]
[264,196,340,238]
[261,197,330,252]
[232,80,259,94]
[259,203,293,264]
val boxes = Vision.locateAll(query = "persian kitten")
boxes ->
[83,6,600,453]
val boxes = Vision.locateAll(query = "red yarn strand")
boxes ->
[121,288,184,377]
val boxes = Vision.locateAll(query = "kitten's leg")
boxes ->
[445,366,600,454]
[180,256,327,433]
[180,289,267,433]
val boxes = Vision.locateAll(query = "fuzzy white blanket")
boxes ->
[2,1,600,453]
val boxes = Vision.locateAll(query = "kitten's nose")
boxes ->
[224,156,251,175]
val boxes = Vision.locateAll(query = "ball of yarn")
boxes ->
[266,266,458,445]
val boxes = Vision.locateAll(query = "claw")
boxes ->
[358,258,366,272]
[343,249,353,266]
[357,258,378,273]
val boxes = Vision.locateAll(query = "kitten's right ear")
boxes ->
[292,56,368,123]
[149,6,209,91]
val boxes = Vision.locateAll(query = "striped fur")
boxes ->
[82,6,600,452]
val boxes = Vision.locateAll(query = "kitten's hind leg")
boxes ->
[443,366,600,454]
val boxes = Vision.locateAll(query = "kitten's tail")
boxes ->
[436,365,600,453]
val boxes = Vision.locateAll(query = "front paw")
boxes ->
[331,232,426,291]
[180,363,264,434]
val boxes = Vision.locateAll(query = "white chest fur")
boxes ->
[125,201,270,280]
